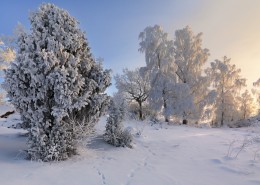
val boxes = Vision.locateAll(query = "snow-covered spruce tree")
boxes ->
[206,56,246,126]
[104,100,132,148]
[4,4,111,161]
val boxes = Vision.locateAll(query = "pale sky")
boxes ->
[1,0,259,94]
[187,0,260,89]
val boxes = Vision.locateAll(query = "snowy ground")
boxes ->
[0,108,260,185]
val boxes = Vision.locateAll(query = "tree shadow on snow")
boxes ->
[86,135,116,152]
[0,132,27,161]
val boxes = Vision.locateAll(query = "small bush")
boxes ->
[120,129,133,148]
[104,100,132,148]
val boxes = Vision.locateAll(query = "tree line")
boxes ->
[114,25,260,126]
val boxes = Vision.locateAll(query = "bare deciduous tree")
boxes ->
[115,68,149,120]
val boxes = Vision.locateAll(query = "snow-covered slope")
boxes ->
[0,116,260,185]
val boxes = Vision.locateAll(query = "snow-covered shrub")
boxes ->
[120,129,133,147]
[104,100,132,148]
[228,119,252,128]
[4,3,111,161]
[65,114,96,146]
[226,136,260,159]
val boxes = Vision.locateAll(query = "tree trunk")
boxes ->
[182,111,188,124]
[221,95,224,126]
[138,101,143,120]
[221,111,224,126]
[163,97,169,122]
[182,119,188,124]
[243,109,246,120]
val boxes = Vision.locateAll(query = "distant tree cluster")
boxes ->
[115,25,259,126]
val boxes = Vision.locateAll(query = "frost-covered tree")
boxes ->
[174,26,209,84]
[0,40,16,103]
[0,22,26,70]
[0,41,15,70]
[253,78,260,113]
[238,90,255,119]
[174,26,214,123]
[0,23,27,104]
[206,56,246,126]
[1,22,26,47]
[4,4,111,161]
[104,100,132,147]
[115,68,149,120]
[112,91,128,116]
[139,25,181,122]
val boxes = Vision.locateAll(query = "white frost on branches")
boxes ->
[206,56,246,125]
[253,78,260,113]
[115,68,150,120]
[104,100,133,147]
[4,3,111,161]
[0,41,16,70]
[174,26,215,122]
[238,90,255,119]
[139,25,179,122]
[138,25,215,123]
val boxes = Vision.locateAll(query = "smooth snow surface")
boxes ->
[1,115,260,185]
